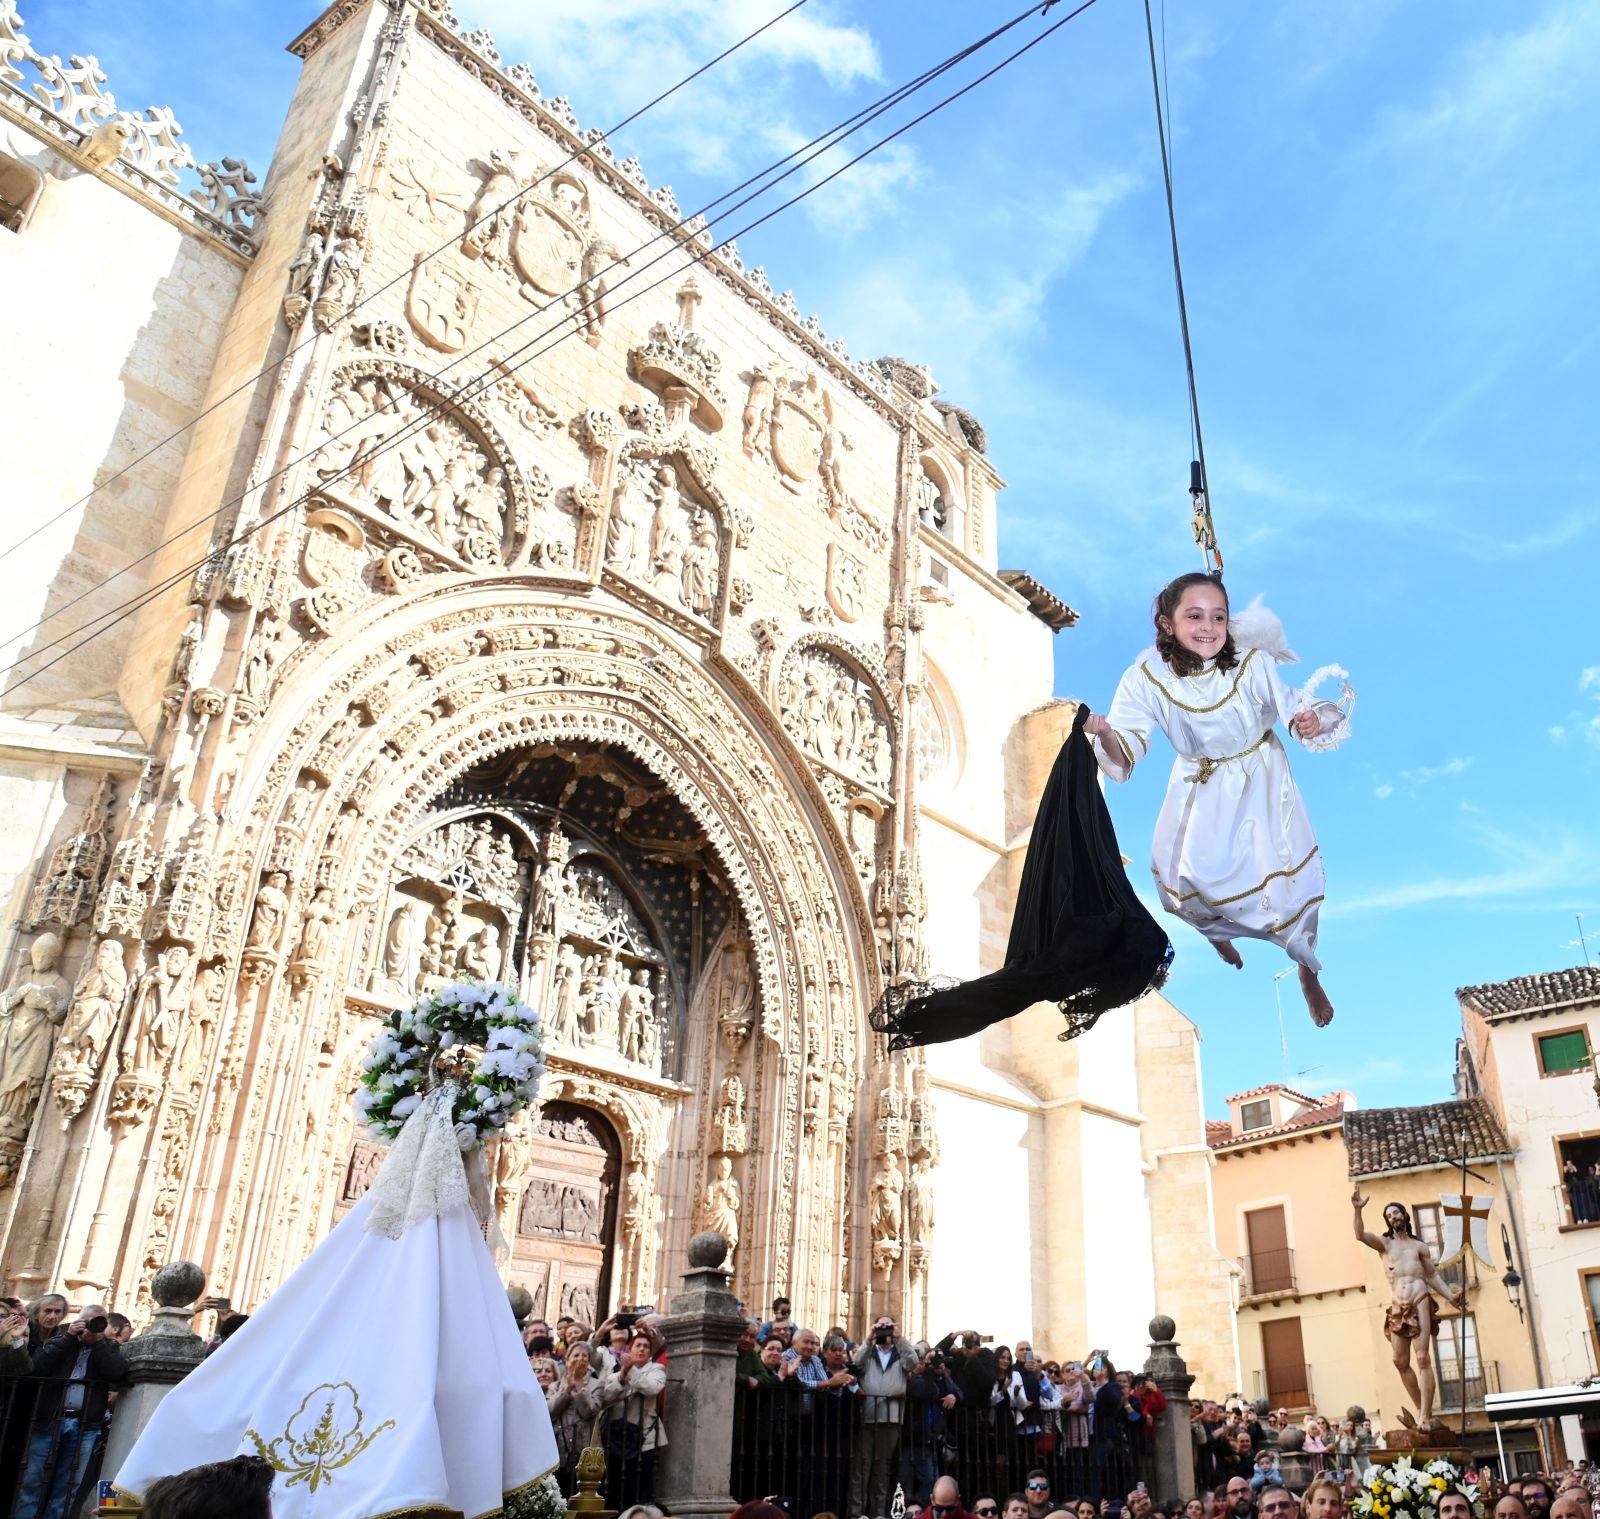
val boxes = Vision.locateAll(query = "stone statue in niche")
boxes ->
[529,825,570,936]
[51,937,128,1117]
[374,901,417,998]
[803,1028,825,1135]
[281,775,321,832]
[245,871,291,953]
[493,1112,534,1231]
[604,467,649,570]
[547,940,582,1044]
[715,937,755,1055]
[696,1154,740,1263]
[647,469,687,594]
[0,933,70,1173]
[618,968,655,1065]
[908,1156,935,1246]
[714,1074,747,1155]
[294,886,335,964]
[459,922,500,981]
[121,944,195,1080]
[869,1154,905,1271]
[741,366,774,461]
[679,510,720,618]
[585,951,624,1047]
[576,238,627,345]
[622,1165,650,1242]
[242,616,285,705]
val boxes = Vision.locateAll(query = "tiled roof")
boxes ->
[999,570,1080,632]
[1344,1098,1511,1179]
[1458,965,1600,1020]
[1225,1083,1322,1106]
[1209,1099,1346,1151]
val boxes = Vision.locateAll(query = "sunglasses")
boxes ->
[976,1509,999,1516]
[1029,1485,1050,1492]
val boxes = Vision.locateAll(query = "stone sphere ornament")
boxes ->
[507,1285,534,1323]
[688,1229,729,1269]
[1148,1314,1176,1342]
[151,1260,206,1309]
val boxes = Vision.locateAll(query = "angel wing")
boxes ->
[1228,595,1298,665]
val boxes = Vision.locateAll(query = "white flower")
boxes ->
[391,1093,422,1120]
[439,1031,458,1048]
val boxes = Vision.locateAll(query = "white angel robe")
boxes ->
[1092,643,1329,972]
[114,1089,558,1518]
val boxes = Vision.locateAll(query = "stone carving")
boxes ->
[705,1073,744,1161]
[696,1154,740,1264]
[618,968,656,1067]
[493,1112,534,1234]
[387,155,468,226]
[908,1156,934,1245]
[630,304,724,425]
[26,773,115,931]
[868,1154,904,1274]
[803,1026,825,1136]
[530,823,571,935]
[909,1059,940,1165]
[316,372,516,568]
[373,900,418,997]
[0,932,69,1182]
[583,950,624,1047]
[715,937,756,1055]
[746,368,885,551]
[245,872,291,953]
[826,543,864,624]
[120,943,194,1081]
[577,239,626,346]
[50,936,127,1122]
[608,465,722,621]
[405,250,482,353]
[293,886,336,965]
[622,1164,650,1243]
[777,646,892,786]
[548,939,582,1044]
[314,226,364,331]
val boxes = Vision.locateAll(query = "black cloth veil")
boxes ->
[870,703,1173,1050]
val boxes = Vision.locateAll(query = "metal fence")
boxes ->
[731,1385,1152,1516]
[0,1374,116,1519]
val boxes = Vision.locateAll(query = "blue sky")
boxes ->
[33,0,1598,1112]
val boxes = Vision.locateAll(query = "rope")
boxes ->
[1140,0,1221,577]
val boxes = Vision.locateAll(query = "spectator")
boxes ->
[1130,1375,1167,1448]
[549,1341,614,1497]
[972,1499,999,1519]
[1060,1362,1091,1463]
[1221,1474,1254,1519]
[849,1314,916,1519]
[1003,1495,1029,1519]
[1302,1477,1346,1519]
[907,1347,962,1507]
[916,1474,978,1519]
[605,1328,667,1512]
[1254,1486,1294,1519]
[16,1300,127,1519]
[616,1507,666,1519]
[809,1334,859,1519]
[24,1296,65,1355]
[1249,1450,1282,1492]
[1089,1360,1128,1501]
[1441,1491,1479,1519]
[937,1330,1001,1410]
[106,1313,133,1345]
[1127,1488,1153,1519]
[141,1454,275,1519]
[1551,1493,1589,1519]
[762,1297,794,1342]
[1024,1469,1054,1519]
[1183,1498,1206,1519]
[1497,1497,1532,1519]
[0,1299,30,1377]
[780,1327,836,1410]
[1524,1481,1553,1519]
[529,1355,558,1393]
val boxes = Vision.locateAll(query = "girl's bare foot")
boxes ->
[1213,940,1243,969]
[1300,964,1334,1027]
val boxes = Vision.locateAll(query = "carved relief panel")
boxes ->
[776,643,894,791]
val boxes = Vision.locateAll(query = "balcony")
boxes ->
[1253,1363,1314,1411]
[1556,1177,1600,1230]
[1435,1358,1499,1411]
[1239,1248,1297,1298]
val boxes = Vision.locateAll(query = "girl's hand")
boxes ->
[1084,713,1112,740]
[1291,710,1320,741]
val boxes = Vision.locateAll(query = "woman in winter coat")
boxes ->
[605,1328,668,1511]
[549,1341,619,1496]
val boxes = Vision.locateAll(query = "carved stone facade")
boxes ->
[0,0,1239,1385]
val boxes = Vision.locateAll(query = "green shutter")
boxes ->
[1539,1031,1591,1074]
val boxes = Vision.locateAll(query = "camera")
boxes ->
[873,1327,894,1345]
[614,1311,638,1333]
[85,1315,108,1335]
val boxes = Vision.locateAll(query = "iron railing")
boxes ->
[1435,1358,1500,1411]
[731,1382,1154,1514]
[0,1374,118,1519]
[1557,1176,1600,1229]
[1238,1249,1296,1297]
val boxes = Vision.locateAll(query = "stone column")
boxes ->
[102,1261,209,1484]
[1144,1315,1197,1503]
[655,1230,745,1519]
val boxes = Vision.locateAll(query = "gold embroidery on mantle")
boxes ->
[1140,647,1258,714]
[246,1381,396,1492]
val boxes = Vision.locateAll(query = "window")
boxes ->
[1413,1202,1466,1290]
[1244,1205,1294,1295]
[1240,1098,1273,1132]
[1581,1272,1600,1371]
[1260,1317,1310,1408]
[0,152,45,234]
[1537,1028,1592,1077]
[916,472,950,535]
[1558,1137,1600,1227]
[1434,1313,1482,1402]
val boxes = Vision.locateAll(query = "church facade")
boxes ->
[0,0,1238,1380]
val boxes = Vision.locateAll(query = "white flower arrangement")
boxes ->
[1352,1457,1480,1519]
[355,979,545,1147]
[505,1472,566,1519]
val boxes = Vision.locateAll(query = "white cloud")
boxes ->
[1551,726,1568,744]
[1582,666,1600,693]
[1374,783,1394,800]
[464,0,884,176]
[1400,757,1473,785]
[758,128,923,236]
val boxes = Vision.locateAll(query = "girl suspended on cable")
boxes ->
[1083,571,1352,1027]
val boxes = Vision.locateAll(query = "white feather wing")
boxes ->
[1227,594,1299,665]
